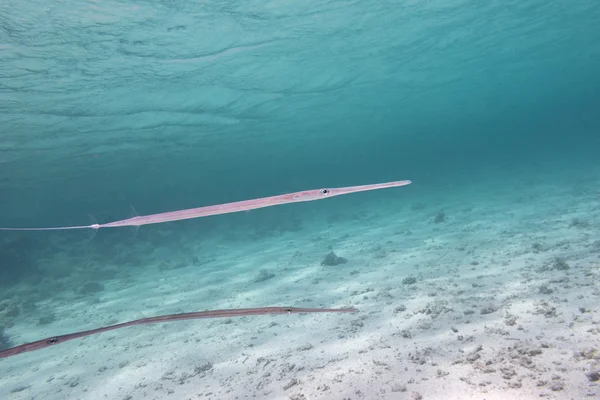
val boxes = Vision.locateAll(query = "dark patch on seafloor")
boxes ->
[321,251,348,266]
[0,325,11,350]
[0,236,41,285]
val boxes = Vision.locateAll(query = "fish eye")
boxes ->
[320,189,329,195]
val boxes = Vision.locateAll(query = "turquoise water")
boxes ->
[1,1,600,399]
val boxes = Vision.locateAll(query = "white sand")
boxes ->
[1,171,600,399]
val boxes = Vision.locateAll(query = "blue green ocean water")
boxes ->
[1,1,600,399]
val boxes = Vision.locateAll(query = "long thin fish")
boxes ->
[0,306,357,359]
[0,180,411,231]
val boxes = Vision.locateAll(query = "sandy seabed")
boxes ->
[1,172,600,400]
